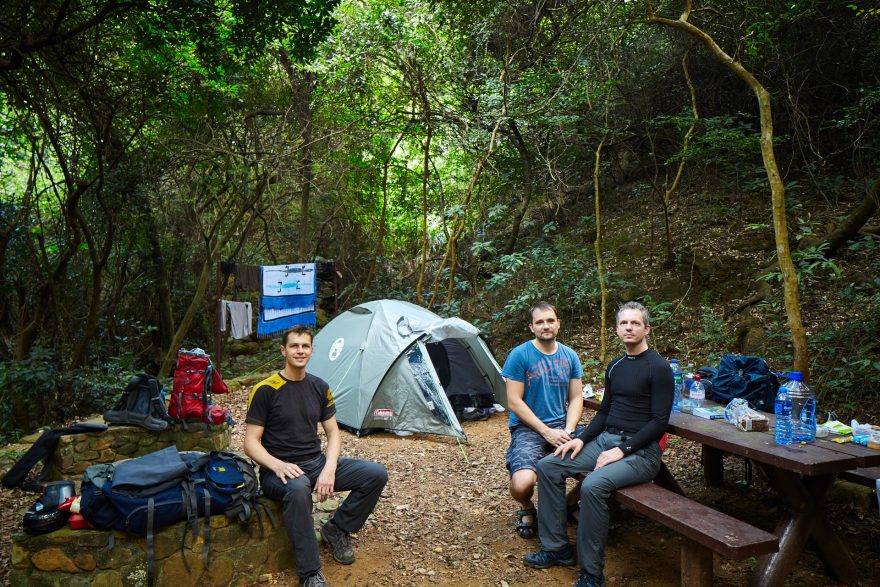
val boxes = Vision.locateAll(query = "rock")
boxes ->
[91,570,124,587]
[31,548,79,573]
[73,553,97,571]
[158,548,203,585]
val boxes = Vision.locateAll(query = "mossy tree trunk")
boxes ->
[647,0,809,377]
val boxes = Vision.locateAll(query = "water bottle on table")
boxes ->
[669,359,683,413]
[690,374,705,410]
[774,386,792,445]
[785,372,816,442]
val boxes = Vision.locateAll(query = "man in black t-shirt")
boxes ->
[523,301,674,587]
[245,326,388,587]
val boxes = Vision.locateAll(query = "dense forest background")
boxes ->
[1,0,878,442]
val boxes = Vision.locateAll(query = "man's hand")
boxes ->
[595,447,624,469]
[554,437,584,459]
[272,461,304,484]
[315,467,336,502]
[542,427,572,447]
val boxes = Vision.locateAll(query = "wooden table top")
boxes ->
[583,397,880,476]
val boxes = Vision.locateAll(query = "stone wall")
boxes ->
[6,417,314,586]
[10,500,295,587]
[49,418,231,480]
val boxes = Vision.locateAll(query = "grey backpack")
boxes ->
[104,373,173,430]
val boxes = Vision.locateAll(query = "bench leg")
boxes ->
[680,538,713,587]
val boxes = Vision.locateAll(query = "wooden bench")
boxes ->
[612,482,778,586]
[569,478,778,586]
[839,465,880,488]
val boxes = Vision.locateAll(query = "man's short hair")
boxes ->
[616,301,651,326]
[528,301,557,323]
[281,326,314,345]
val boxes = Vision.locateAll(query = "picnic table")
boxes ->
[584,396,880,587]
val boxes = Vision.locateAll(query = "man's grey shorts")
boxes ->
[505,422,585,475]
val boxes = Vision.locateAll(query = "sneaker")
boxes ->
[573,569,605,587]
[301,570,329,587]
[320,520,355,564]
[522,544,576,569]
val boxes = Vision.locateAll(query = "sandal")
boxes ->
[515,507,537,539]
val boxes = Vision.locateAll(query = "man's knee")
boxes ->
[580,473,613,502]
[366,461,388,488]
[509,469,536,500]
[280,478,313,507]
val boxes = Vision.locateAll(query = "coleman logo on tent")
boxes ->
[329,337,345,361]
[373,409,393,420]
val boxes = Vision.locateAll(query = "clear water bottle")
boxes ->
[684,364,696,393]
[669,359,683,413]
[690,374,705,409]
[774,384,793,445]
[786,372,816,442]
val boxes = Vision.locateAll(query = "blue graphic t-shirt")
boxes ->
[502,341,583,428]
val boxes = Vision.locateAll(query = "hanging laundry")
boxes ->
[219,300,253,340]
[257,263,317,338]
[233,264,261,291]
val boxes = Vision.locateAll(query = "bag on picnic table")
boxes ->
[169,348,230,425]
[709,354,779,413]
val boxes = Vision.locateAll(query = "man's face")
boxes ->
[281,333,313,369]
[528,308,560,342]
[616,309,650,346]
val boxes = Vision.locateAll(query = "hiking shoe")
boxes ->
[301,570,329,587]
[320,520,355,564]
[523,544,576,569]
[573,569,605,587]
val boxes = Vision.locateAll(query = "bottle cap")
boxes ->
[789,371,803,381]
[695,374,701,380]
[670,359,678,363]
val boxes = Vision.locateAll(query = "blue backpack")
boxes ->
[709,354,779,413]
[104,446,253,585]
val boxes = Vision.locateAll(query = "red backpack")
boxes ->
[170,349,229,423]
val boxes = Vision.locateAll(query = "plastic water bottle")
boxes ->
[669,359,683,413]
[786,372,816,443]
[690,374,705,409]
[774,384,793,445]
[684,364,695,393]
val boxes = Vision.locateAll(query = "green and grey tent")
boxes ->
[307,299,506,439]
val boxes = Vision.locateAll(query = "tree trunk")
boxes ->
[158,255,213,377]
[362,130,406,296]
[647,0,809,377]
[804,179,878,256]
[595,133,609,364]
[503,119,535,256]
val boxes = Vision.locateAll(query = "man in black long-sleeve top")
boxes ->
[523,301,674,587]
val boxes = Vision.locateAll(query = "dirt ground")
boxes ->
[2,381,879,587]
[215,382,879,587]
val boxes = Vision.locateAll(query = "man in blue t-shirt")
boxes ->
[502,301,584,539]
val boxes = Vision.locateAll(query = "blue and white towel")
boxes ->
[257,263,317,338]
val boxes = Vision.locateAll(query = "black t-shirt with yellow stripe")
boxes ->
[246,372,336,464]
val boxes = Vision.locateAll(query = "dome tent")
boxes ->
[307,299,506,439]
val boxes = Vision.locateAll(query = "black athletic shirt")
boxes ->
[246,372,336,464]
[577,348,674,456]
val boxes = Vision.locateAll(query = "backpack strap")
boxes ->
[146,497,156,586]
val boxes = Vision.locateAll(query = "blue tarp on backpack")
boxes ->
[709,354,779,413]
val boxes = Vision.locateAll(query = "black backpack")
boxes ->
[104,373,172,431]
[709,354,780,413]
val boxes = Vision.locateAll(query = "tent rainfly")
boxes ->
[307,299,507,439]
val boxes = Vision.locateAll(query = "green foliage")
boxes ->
[0,349,131,443]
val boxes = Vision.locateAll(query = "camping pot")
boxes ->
[41,480,75,509]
